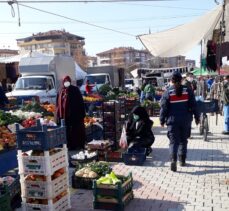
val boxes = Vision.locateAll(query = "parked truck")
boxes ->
[125,78,142,91]
[6,55,76,103]
[80,65,125,94]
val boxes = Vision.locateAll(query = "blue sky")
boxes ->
[0,0,223,66]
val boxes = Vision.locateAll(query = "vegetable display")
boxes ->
[87,161,112,176]
[84,117,97,127]
[41,104,56,113]
[96,171,120,185]
[71,150,97,160]
[75,167,98,178]
[75,161,112,178]
[21,102,54,117]
[7,110,42,120]
[0,126,16,150]
[0,110,21,126]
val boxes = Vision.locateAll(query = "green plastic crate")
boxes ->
[93,191,133,210]
[93,173,133,201]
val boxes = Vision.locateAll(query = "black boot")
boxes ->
[146,147,152,156]
[178,155,186,167]
[171,161,177,172]
[170,155,177,172]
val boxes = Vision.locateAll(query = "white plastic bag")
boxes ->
[119,125,128,149]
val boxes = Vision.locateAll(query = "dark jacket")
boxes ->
[126,106,154,146]
[160,85,199,126]
[223,80,229,105]
[56,85,86,125]
[0,86,9,107]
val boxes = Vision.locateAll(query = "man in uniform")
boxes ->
[160,71,200,172]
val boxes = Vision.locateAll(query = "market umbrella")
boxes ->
[191,68,218,76]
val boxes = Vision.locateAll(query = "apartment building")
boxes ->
[0,49,18,58]
[17,30,87,67]
[96,47,151,68]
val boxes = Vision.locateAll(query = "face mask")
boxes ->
[133,114,140,121]
[64,81,70,87]
[189,77,193,82]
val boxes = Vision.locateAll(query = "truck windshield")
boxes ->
[125,80,134,85]
[85,75,107,84]
[15,78,48,90]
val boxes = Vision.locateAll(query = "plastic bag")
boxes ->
[119,125,128,149]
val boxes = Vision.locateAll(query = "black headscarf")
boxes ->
[129,106,153,125]
[171,71,183,97]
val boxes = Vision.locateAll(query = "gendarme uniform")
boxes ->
[160,75,199,170]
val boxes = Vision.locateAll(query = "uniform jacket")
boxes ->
[160,85,199,125]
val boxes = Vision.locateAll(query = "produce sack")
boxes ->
[119,125,127,149]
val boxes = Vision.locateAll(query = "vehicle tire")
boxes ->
[203,116,208,142]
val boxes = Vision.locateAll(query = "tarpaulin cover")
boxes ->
[138,6,222,57]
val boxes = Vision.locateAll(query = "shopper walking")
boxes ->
[56,76,86,150]
[144,81,155,101]
[140,82,147,103]
[196,76,208,100]
[183,72,197,92]
[222,75,229,134]
[160,71,200,172]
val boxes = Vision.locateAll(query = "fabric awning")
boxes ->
[192,68,218,76]
[138,6,222,57]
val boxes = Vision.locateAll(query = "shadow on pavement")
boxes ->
[142,148,169,167]
[183,167,229,176]
[145,147,229,172]
[132,180,143,190]
[125,198,185,211]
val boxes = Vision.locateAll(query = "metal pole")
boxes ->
[218,0,226,75]
[201,39,202,76]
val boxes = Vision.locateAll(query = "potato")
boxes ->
[88,171,97,178]
[75,171,84,177]
[84,168,91,174]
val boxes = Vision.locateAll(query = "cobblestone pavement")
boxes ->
[71,115,229,211]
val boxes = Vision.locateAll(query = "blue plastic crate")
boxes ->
[0,149,17,176]
[122,147,146,166]
[16,119,66,150]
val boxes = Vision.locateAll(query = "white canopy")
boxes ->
[75,63,87,80]
[0,52,48,63]
[138,6,222,57]
[130,68,138,78]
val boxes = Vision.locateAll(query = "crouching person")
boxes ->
[126,106,155,156]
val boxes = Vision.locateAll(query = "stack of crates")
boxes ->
[16,120,71,211]
[102,101,122,148]
[93,173,133,210]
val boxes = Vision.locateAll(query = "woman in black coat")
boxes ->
[56,76,86,150]
[126,106,155,155]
